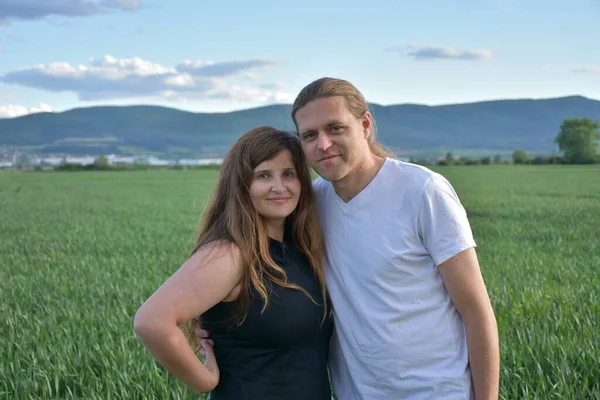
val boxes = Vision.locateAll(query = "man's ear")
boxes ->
[361,112,373,139]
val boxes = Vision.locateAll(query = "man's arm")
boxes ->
[439,247,500,400]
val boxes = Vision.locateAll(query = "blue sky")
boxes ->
[1,0,598,118]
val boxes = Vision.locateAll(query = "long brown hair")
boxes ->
[186,126,327,347]
[291,77,394,158]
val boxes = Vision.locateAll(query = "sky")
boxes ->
[0,0,599,118]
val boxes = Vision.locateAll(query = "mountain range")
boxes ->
[1,95,599,158]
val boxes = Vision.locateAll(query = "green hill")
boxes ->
[1,95,599,157]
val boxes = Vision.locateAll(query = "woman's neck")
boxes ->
[265,218,285,242]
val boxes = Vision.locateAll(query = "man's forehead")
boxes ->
[296,98,351,129]
[299,96,346,113]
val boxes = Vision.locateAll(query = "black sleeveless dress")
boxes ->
[201,233,333,400]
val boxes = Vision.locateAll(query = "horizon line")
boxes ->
[3,94,598,119]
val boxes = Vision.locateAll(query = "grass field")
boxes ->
[1,165,599,399]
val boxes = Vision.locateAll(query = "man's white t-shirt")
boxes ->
[313,158,476,399]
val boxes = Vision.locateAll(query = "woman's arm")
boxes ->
[134,242,243,393]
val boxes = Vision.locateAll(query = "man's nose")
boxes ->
[317,133,333,152]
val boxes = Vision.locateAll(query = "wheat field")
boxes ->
[1,165,598,399]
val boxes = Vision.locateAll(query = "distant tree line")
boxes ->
[510,150,561,165]
[426,117,600,166]
[513,118,599,165]
[432,152,505,166]
[39,156,220,172]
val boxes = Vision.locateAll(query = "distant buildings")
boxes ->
[176,158,223,166]
[31,156,96,167]
[1,152,224,170]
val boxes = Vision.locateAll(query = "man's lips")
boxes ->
[319,155,339,162]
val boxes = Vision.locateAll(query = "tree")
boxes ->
[554,118,600,164]
[512,150,530,164]
[532,156,548,165]
[481,156,491,165]
[94,154,111,170]
[445,151,454,165]
[460,157,479,166]
[493,154,501,164]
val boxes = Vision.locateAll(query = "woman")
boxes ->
[134,126,333,399]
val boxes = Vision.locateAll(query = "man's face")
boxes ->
[295,96,371,183]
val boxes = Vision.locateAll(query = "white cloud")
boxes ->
[0,0,142,24]
[101,0,141,11]
[572,66,600,74]
[176,59,279,77]
[0,103,52,119]
[164,74,195,88]
[386,44,493,62]
[208,84,294,104]
[1,55,291,104]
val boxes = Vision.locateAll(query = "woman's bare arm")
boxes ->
[133,242,243,392]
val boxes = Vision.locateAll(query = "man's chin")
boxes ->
[316,169,344,183]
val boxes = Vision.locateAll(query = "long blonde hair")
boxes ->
[186,126,328,347]
[292,77,394,158]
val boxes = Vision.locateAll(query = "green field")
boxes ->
[1,166,599,399]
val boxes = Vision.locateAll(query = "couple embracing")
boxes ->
[134,77,500,400]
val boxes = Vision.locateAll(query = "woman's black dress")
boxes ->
[201,234,333,400]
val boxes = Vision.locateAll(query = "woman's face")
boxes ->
[249,150,301,228]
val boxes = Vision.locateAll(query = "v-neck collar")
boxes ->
[330,157,391,212]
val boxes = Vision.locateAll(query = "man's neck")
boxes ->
[333,154,386,203]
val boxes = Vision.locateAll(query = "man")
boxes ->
[290,77,499,399]
[198,77,500,399]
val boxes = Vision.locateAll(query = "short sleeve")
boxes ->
[418,173,476,266]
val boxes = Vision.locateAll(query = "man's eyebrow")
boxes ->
[299,129,316,136]
[300,120,345,136]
